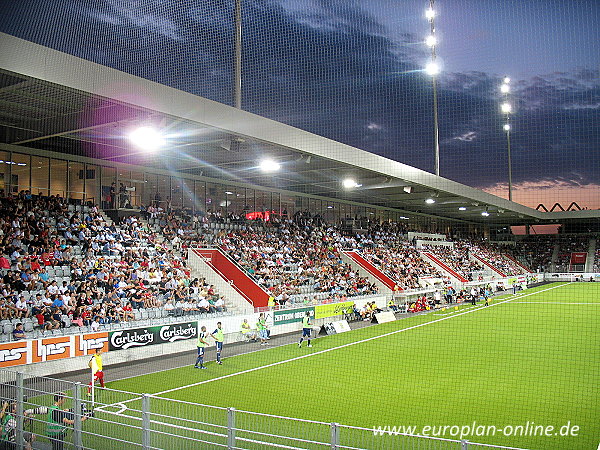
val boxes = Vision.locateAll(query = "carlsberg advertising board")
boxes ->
[109,321,198,351]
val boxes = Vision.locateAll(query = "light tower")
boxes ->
[500,77,513,201]
[425,0,440,176]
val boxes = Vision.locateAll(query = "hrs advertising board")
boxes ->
[0,332,109,368]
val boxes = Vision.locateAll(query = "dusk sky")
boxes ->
[1,0,599,209]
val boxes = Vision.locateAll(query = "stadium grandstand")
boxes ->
[0,2,599,449]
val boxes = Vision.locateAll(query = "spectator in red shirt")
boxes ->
[30,258,41,272]
[0,253,10,270]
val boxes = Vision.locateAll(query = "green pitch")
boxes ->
[94,282,599,449]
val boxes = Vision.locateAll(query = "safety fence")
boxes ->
[0,369,527,449]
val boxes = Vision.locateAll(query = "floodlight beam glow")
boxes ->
[343,178,360,189]
[128,127,166,151]
[260,159,281,172]
[425,62,440,76]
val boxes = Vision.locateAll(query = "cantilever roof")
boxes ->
[1,32,597,225]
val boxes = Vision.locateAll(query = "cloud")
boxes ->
[0,0,598,209]
[86,0,185,42]
[482,179,600,210]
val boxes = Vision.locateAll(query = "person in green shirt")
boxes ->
[47,393,89,450]
[194,326,209,369]
[298,311,313,348]
[210,322,224,365]
[257,313,268,346]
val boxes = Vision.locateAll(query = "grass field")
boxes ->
[97,282,600,449]
[26,282,600,449]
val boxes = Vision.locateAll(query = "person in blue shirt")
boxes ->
[210,322,224,365]
[52,296,64,310]
[298,311,313,348]
[39,269,50,284]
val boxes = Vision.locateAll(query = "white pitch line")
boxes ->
[510,301,599,305]
[148,282,570,398]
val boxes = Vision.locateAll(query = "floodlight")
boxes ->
[503,77,511,84]
[458,207,467,211]
[503,124,511,131]
[343,178,359,189]
[501,102,512,113]
[500,84,510,93]
[425,8,435,20]
[260,159,281,172]
[128,127,165,151]
[481,211,490,217]
[425,62,440,76]
[425,198,435,204]
[425,35,437,47]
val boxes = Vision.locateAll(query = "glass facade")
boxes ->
[0,147,457,231]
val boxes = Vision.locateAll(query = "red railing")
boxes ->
[193,248,270,307]
[343,251,400,291]
[423,252,469,282]
[471,254,506,277]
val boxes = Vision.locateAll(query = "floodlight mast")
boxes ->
[500,77,513,201]
[234,0,242,109]
[426,0,440,176]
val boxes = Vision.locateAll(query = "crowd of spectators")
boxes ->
[0,190,228,341]
[511,236,556,272]
[555,236,591,269]
[2,188,577,342]
[361,245,441,289]
[421,242,484,279]
[471,242,527,276]
[219,219,379,303]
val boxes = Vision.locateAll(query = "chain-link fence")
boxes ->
[0,369,526,450]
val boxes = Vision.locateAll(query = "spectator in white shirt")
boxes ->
[214,296,225,312]
[197,298,210,313]
[15,296,29,318]
[47,281,59,295]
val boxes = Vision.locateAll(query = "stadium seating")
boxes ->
[0,191,229,341]
[0,190,572,341]
[555,236,591,271]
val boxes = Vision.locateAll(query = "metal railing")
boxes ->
[0,369,528,450]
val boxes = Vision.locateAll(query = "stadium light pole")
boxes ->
[234,0,242,109]
[426,0,440,176]
[500,77,513,201]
